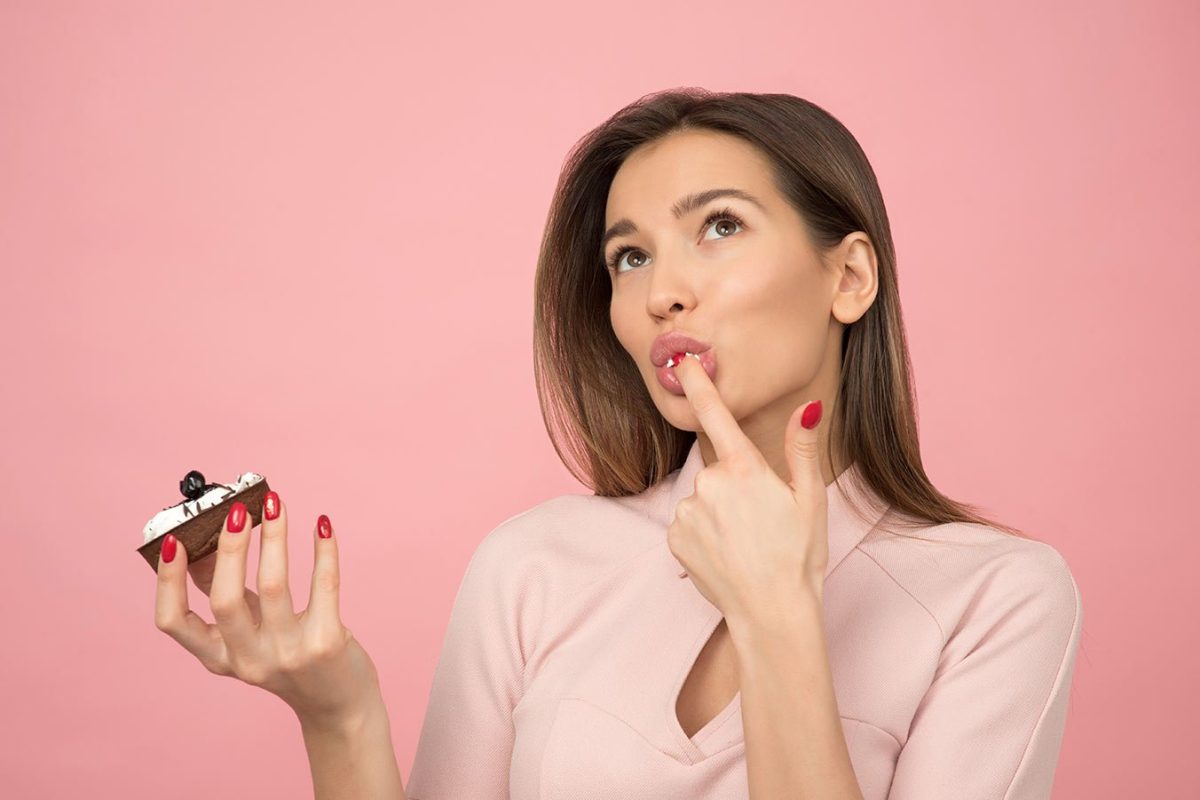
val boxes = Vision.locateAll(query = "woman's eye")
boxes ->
[607,247,646,273]
[702,215,743,242]
[607,210,745,275]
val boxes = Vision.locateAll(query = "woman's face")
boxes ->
[603,129,876,468]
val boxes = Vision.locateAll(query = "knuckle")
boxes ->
[194,652,231,676]
[665,523,681,553]
[233,661,272,688]
[308,635,342,661]
[728,452,758,476]
[789,436,820,459]
[275,646,306,674]
[154,611,177,634]
[314,569,340,594]
[209,595,239,622]
[201,657,234,679]
[258,577,290,601]
[675,498,693,519]
[260,525,286,546]
[217,534,245,556]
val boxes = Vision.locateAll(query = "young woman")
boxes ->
[154,89,1083,800]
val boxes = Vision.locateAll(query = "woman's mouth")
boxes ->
[655,349,717,395]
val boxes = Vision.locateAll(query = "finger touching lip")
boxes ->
[655,349,717,395]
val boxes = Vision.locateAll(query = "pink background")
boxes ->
[2,1,1196,796]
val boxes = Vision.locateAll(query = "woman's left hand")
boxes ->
[667,353,830,621]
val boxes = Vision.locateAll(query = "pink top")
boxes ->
[405,440,1083,799]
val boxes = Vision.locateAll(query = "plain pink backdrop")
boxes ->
[2,1,1196,797]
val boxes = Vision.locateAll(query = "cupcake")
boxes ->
[138,470,271,571]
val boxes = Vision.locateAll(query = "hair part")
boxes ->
[532,87,1031,543]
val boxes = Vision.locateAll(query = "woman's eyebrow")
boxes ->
[600,187,767,254]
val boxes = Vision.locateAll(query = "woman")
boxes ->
[154,89,1083,799]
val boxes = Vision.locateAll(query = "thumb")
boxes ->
[785,399,824,494]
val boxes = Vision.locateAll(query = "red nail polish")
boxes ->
[317,514,332,539]
[227,501,247,533]
[161,533,177,564]
[263,491,280,521]
[801,400,823,430]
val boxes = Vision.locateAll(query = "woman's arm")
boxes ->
[887,546,1083,799]
[405,512,542,798]
[154,498,408,799]
[298,684,407,800]
[730,590,864,800]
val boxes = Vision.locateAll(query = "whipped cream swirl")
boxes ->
[142,472,264,544]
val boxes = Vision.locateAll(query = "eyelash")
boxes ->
[605,206,747,273]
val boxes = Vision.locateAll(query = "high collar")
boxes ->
[650,438,891,581]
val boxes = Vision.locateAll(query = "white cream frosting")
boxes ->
[142,472,265,544]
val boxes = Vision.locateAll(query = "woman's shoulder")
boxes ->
[857,518,1082,643]
[462,491,668,598]
[863,513,1078,579]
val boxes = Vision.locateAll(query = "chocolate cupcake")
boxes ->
[138,470,271,571]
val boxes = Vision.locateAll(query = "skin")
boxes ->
[604,128,880,486]
[154,500,407,798]
[669,354,865,798]
[604,128,881,797]
[150,128,880,799]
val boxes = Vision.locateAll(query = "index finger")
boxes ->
[154,533,229,672]
[672,351,755,464]
[208,500,259,654]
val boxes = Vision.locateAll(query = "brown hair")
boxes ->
[532,88,1030,542]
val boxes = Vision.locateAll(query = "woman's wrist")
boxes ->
[295,677,387,736]
[297,682,405,800]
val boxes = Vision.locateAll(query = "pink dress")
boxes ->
[405,440,1083,799]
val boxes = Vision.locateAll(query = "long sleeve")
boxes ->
[406,513,543,800]
[887,546,1084,800]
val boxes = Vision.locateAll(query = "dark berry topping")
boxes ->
[180,470,207,500]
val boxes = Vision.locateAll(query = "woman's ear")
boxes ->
[831,232,878,326]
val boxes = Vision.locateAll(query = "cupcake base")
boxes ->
[137,479,272,571]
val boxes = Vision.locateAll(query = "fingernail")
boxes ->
[801,400,823,430]
[317,514,332,539]
[162,533,177,564]
[263,491,280,521]
[227,501,247,533]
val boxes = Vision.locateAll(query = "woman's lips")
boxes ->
[654,349,717,395]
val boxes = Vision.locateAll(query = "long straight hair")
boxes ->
[532,88,1029,541]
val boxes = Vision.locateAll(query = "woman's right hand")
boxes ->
[154,491,382,727]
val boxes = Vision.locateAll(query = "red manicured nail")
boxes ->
[801,400,823,430]
[263,491,280,521]
[161,533,177,564]
[317,514,332,539]
[227,501,247,533]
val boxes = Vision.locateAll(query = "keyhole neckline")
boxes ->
[667,600,743,763]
